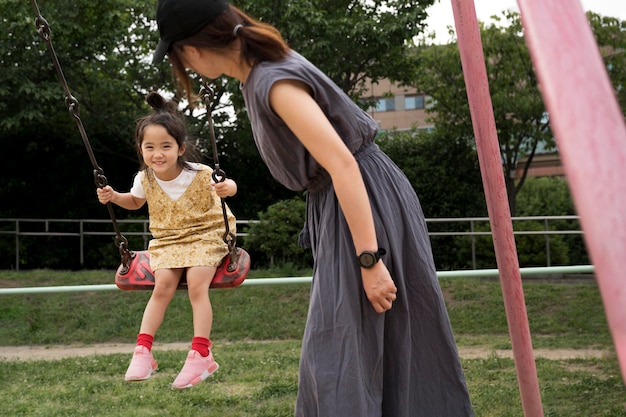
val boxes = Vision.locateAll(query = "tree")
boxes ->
[377,129,485,218]
[2,0,438,222]
[377,128,486,269]
[160,0,439,218]
[241,0,434,101]
[411,11,553,216]
[244,198,312,268]
[0,0,166,219]
[411,10,626,216]
[587,12,626,114]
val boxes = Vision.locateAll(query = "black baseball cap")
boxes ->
[153,0,228,64]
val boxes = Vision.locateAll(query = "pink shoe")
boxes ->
[124,345,158,381]
[171,349,219,390]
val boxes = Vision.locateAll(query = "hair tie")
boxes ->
[233,24,243,37]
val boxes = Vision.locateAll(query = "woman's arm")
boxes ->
[269,79,397,313]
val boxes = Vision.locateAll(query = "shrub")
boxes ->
[244,198,313,268]
[455,219,570,269]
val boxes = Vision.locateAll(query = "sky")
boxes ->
[424,0,626,43]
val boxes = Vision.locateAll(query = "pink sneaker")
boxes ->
[124,345,158,381]
[171,349,219,390]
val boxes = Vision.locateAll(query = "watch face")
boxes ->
[359,253,376,268]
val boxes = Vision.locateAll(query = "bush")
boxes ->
[377,128,487,270]
[244,198,313,269]
[454,219,571,269]
[516,177,589,265]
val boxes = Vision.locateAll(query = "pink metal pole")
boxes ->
[450,1,545,415]
[516,0,626,383]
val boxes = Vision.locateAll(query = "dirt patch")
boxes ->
[0,343,611,362]
[458,347,610,360]
[0,342,188,361]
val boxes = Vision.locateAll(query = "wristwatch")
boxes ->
[357,248,387,268]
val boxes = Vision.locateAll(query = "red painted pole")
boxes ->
[516,0,626,383]
[450,1,545,415]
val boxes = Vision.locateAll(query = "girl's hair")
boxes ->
[135,91,199,170]
[168,5,290,104]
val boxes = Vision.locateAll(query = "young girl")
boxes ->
[151,0,474,414]
[96,91,237,390]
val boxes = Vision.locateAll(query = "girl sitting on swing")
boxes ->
[96,91,237,389]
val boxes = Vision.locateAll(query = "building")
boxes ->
[365,79,563,180]
[365,78,434,132]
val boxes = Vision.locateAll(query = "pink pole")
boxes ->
[516,0,626,383]
[450,1,545,415]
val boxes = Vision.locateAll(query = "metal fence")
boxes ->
[0,216,584,271]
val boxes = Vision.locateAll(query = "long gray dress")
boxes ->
[242,51,474,417]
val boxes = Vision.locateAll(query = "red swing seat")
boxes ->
[115,247,250,290]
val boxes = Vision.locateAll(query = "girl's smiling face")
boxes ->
[140,124,186,181]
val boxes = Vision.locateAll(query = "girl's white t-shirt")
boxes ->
[130,163,201,201]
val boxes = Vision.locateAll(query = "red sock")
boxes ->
[137,333,154,351]
[191,336,211,357]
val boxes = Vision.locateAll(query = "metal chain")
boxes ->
[199,81,239,270]
[29,0,239,272]
[29,0,131,263]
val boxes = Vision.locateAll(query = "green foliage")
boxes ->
[515,177,575,216]
[454,220,570,269]
[212,0,439,216]
[587,12,626,114]
[377,129,486,218]
[0,0,164,220]
[516,176,589,264]
[412,11,553,215]
[244,199,313,268]
[2,0,436,224]
[377,128,487,269]
[411,10,626,217]
[239,0,434,101]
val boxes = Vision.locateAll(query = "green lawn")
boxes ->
[0,269,624,416]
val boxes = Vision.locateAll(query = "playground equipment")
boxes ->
[451,0,626,416]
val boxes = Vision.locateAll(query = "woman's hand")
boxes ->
[361,262,398,313]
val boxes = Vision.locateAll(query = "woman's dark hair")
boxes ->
[168,5,290,104]
[135,91,199,170]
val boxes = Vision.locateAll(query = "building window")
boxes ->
[374,97,395,112]
[405,95,425,110]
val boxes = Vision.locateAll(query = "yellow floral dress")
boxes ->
[141,164,236,271]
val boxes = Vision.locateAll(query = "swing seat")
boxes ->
[115,248,250,291]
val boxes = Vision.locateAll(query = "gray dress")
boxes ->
[242,51,474,417]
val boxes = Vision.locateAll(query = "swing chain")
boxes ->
[199,80,239,271]
[30,0,134,270]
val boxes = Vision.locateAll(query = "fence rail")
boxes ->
[0,216,584,271]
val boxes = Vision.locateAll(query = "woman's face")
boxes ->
[178,46,224,80]
[177,43,247,82]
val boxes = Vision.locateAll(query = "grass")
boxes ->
[0,269,625,416]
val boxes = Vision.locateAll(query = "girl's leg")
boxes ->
[172,266,219,390]
[139,268,182,335]
[125,268,182,382]
[185,266,216,339]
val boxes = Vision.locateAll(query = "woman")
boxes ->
[152,0,474,414]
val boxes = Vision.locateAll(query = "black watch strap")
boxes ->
[357,248,386,269]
